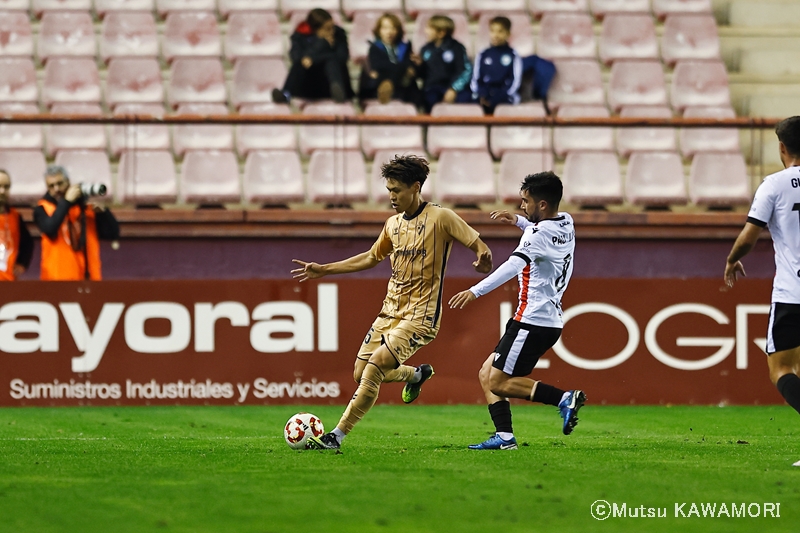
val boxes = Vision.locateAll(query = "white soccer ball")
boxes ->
[284,412,325,450]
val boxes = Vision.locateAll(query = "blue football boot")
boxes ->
[558,390,586,435]
[468,434,518,450]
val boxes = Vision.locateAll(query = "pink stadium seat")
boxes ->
[599,14,658,65]
[405,0,464,18]
[168,58,226,108]
[653,0,712,20]
[427,103,486,157]
[280,0,340,18]
[243,150,305,205]
[670,60,730,111]
[181,150,241,205]
[536,13,596,60]
[46,103,106,156]
[361,102,423,159]
[349,11,385,64]
[689,152,750,206]
[54,150,113,198]
[307,149,369,205]
[0,58,36,103]
[661,15,720,66]
[498,150,554,202]
[110,103,170,156]
[38,12,96,62]
[231,58,287,108]
[616,105,676,157]
[298,101,359,156]
[32,0,91,15]
[218,0,278,18]
[118,150,178,204]
[435,149,496,205]
[467,0,526,18]
[554,105,614,157]
[607,60,667,112]
[490,102,550,158]
[413,12,472,58]
[547,59,604,110]
[42,58,100,107]
[100,12,159,63]
[625,151,688,206]
[156,0,216,17]
[0,150,46,204]
[679,105,739,157]
[106,58,164,108]
[369,149,428,204]
[95,0,155,16]
[173,103,233,157]
[475,12,534,57]
[590,0,649,19]
[236,103,296,156]
[162,12,221,62]
[0,103,41,150]
[343,0,402,19]
[0,0,30,9]
[0,12,33,57]
[562,151,623,205]
[225,12,283,62]
[529,0,588,18]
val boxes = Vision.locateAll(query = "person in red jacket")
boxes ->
[0,169,33,280]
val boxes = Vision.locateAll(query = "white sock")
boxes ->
[560,391,570,405]
[410,366,422,384]
[497,432,514,441]
[332,427,346,443]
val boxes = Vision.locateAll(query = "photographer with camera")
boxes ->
[33,165,119,281]
[0,169,33,280]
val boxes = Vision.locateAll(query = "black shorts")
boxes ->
[767,303,800,354]
[492,319,561,377]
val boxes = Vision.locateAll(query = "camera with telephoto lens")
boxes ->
[79,182,107,197]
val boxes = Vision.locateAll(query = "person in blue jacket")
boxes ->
[358,13,419,106]
[413,15,472,113]
[463,16,522,115]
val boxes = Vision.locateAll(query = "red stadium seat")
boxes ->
[231,57,287,108]
[369,149,428,204]
[679,105,739,158]
[427,103,486,157]
[243,150,305,205]
[225,12,283,62]
[95,0,155,16]
[307,149,369,205]
[467,0,526,18]
[0,103,42,150]
[661,15,720,66]
[689,152,750,206]
[162,12,221,63]
[0,149,47,204]
[54,150,113,198]
[616,105,676,157]
[38,12,96,62]
[181,150,241,205]
[434,149,496,205]
[536,13,596,60]
[32,0,91,16]
[0,58,37,103]
[529,0,588,19]
[42,58,101,107]
[46,102,106,156]
[236,103,296,156]
[156,0,216,17]
[490,102,550,158]
[498,150,554,202]
[281,0,340,18]
[0,0,30,9]
[547,59,604,111]
[299,101,359,156]
[554,105,613,157]
[106,58,164,108]
[413,11,472,58]
[599,14,658,65]
[343,0,402,19]
[218,0,278,18]
[590,0,649,19]
[361,102,423,159]
[168,58,226,108]
[405,0,464,18]
[562,151,623,206]
[475,13,534,57]
[0,11,33,57]
[625,151,688,206]
[607,60,667,112]
[118,150,178,204]
[652,0,712,20]
[173,103,233,157]
[670,60,730,111]
[100,12,159,63]
[349,11,384,65]
[111,103,170,156]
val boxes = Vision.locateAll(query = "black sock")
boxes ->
[776,374,800,415]
[531,383,566,406]
[488,401,513,434]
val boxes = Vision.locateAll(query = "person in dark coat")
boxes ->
[463,16,522,115]
[358,12,419,106]
[413,15,472,113]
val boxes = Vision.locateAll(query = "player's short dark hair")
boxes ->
[490,16,511,32]
[381,155,429,189]
[775,116,800,157]
[306,8,333,32]
[520,171,562,208]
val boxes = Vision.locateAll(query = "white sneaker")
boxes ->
[793,459,800,467]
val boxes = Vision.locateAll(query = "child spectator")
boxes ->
[413,15,472,113]
[273,9,353,104]
[359,13,419,106]
[467,16,522,114]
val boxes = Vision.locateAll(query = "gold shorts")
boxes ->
[357,315,437,365]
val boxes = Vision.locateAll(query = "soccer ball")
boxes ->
[284,412,324,449]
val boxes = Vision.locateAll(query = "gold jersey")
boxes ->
[368,202,480,330]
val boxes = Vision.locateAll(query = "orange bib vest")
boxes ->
[0,208,21,281]
[38,200,102,281]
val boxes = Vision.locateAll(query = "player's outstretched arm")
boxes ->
[469,238,493,274]
[724,222,762,288]
[449,255,527,309]
[490,209,532,230]
[291,251,380,282]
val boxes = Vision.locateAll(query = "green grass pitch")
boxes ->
[1,404,798,533]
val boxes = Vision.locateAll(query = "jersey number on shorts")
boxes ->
[793,203,800,229]
[555,253,572,292]
[364,328,374,345]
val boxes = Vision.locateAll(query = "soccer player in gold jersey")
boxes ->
[292,155,493,449]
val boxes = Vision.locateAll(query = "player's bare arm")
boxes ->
[291,251,380,282]
[470,238,493,274]
[724,222,762,288]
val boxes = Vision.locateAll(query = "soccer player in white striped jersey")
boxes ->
[450,172,585,450]
[725,116,800,467]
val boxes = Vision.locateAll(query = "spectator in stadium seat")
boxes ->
[272,8,354,104]
[0,169,33,281]
[413,15,472,113]
[358,13,420,106]
[33,165,119,281]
